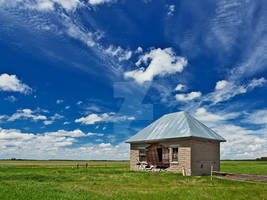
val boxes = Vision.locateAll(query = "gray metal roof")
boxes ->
[126,111,226,143]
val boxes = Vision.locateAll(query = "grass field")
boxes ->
[0,160,266,200]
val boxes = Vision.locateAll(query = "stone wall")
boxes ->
[130,146,140,171]
[191,139,220,176]
[167,147,191,176]
[129,138,221,176]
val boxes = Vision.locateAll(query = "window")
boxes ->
[139,149,146,162]
[172,148,178,162]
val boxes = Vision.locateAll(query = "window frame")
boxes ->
[139,149,147,162]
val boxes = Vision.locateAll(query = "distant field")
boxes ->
[221,161,267,175]
[0,160,266,200]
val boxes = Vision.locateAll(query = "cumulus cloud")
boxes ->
[210,123,267,160]
[0,127,128,160]
[2,109,64,125]
[175,91,201,101]
[7,109,47,122]
[75,113,135,125]
[0,74,31,94]
[175,84,186,91]
[124,48,187,84]
[190,107,267,159]
[99,143,111,148]
[215,80,228,90]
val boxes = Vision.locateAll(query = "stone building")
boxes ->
[126,111,226,176]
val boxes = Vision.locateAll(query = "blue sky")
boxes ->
[0,0,266,160]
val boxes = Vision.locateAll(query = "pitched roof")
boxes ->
[126,111,226,143]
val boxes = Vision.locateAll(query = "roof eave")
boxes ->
[125,136,226,144]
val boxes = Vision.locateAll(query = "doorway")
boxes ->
[157,148,162,162]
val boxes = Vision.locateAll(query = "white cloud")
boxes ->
[194,108,239,123]
[190,108,267,159]
[0,127,129,160]
[0,0,82,11]
[75,113,102,125]
[43,113,64,125]
[209,123,267,160]
[87,132,103,137]
[66,24,96,47]
[7,109,47,122]
[63,121,70,125]
[56,99,64,104]
[167,5,175,16]
[2,109,63,125]
[215,80,228,90]
[99,143,111,148]
[243,109,267,125]
[175,84,186,91]
[45,129,88,137]
[43,120,53,125]
[51,113,64,121]
[105,45,132,61]
[136,47,143,53]
[124,48,187,84]
[247,77,266,89]
[209,78,266,104]
[75,113,135,125]
[175,91,201,101]
[77,101,83,105]
[88,0,114,5]
[52,0,80,10]
[0,74,31,94]
[35,0,54,10]
[5,96,17,102]
[0,115,7,122]
[86,105,101,112]
[195,108,225,122]
[65,106,70,110]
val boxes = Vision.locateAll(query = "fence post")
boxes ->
[211,164,213,180]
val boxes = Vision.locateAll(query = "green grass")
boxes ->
[221,161,267,175]
[0,160,266,200]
